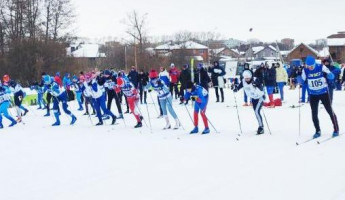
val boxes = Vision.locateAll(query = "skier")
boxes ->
[300,55,339,138]
[81,73,95,115]
[0,84,17,128]
[184,81,210,134]
[30,82,46,109]
[43,75,77,126]
[7,79,29,122]
[89,72,117,126]
[232,71,265,135]
[115,75,143,128]
[148,69,181,130]
[71,75,84,111]
[241,63,253,106]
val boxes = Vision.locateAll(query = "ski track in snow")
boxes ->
[0,89,345,200]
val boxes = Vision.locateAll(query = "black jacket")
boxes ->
[138,72,149,88]
[264,67,276,87]
[179,68,191,88]
[128,70,139,88]
[194,68,211,90]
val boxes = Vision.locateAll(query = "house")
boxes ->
[245,45,278,60]
[327,32,345,63]
[154,41,209,62]
[286,43,319,62]
[209,47,240,58]
[66,42,106,66]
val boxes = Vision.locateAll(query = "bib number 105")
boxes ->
[308,78,325,90]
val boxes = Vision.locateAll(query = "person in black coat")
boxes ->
[194,63,211,91]
[179,64,191,104]
[264,63,277,107]
[138,69,149,104]
[128,66,139,88]
[208,61,226,102]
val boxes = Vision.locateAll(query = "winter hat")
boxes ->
[72,75,78,81]
[305,55,316,66]
[149,69,158,79]
[242,70,252,79]
[170,63,175,68]
[43,75,52,84]
[104,70,111,76]
[197,63,203,69]
[183,64,189,69]
[56,72,60,77]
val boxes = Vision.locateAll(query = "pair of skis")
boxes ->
[296,133,343,145]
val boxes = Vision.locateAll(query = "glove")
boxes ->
[148,88,152,93]
[327,73,335,80]
[230,84,236,90]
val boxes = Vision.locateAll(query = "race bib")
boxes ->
[308,78,326,90]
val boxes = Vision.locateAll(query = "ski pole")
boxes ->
[144,102,153,133]
[262,108,272,135]
[233,91,243,137]
[202,110,219,133]
[148,92,159,115]
[183,103,194,126]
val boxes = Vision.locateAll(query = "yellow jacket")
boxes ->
[276,67,288,83]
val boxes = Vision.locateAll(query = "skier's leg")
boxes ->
[320,93,339,132]
[309,95,321,132]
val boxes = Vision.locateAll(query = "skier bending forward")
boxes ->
[233,70,265,135]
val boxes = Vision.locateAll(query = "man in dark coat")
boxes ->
[194,63,211,91]
[138,69,149,104]
[208,61,226,102]
[128,66,139,88]
[179,64,192,104]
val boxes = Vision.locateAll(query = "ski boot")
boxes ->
[134,122,142,128]
[173,119,181,130]
[202,128,210,134]
[163,116,171,130]
[78,107,84,111]
[333,132,339,138]
[190,127,199,134]
[117,114,124,119]
[257,127,264,135]
[102,115,110,120]
[23,110,29,116]
[96,121,103,126]
[83,112,89,116]
[111,116,116,125]
[0,123,3,129]
[52,121,60,126]
[313,131,321,139]
[70,115,77,125]
[44,113,50,117]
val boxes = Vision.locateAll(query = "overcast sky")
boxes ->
[73,0,345,43]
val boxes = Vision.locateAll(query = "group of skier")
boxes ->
[0,55,341,139]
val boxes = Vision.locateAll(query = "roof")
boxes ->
[251,45,277,55]
[288,43,319,56]
[327,32,345,39]
[155,41,208,51]
[67,43,106,58]
[327,38,345,46]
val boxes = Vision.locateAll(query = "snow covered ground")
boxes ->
[1,88,345,200]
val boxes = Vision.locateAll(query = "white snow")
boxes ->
[155,41,208,51]
[1,89,345,200]
[327,38,345,46]
[67,43,106,58]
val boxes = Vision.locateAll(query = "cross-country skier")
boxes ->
[89,72,117,126]
[115,75,143,128]
[232,71,265,135]
[300,55,339,138]
[30,82,46,109]
[147,69,181,130]
[0,84,17,128]
[43,75,77,126]
[71,75,84,111]
[184,81,210,134]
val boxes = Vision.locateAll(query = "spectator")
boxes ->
[128,66,139,88]
[208,61,226,103]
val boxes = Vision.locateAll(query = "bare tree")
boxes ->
[51,0,75,41]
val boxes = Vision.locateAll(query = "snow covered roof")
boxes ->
[155,41,208,51]
[210,47,226,55]
[252,46,264,54]
[67,43,106,58]
[288,43,319,56]
[327,38,345,46]
[280,51,290,56]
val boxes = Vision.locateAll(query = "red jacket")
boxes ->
[169,68,180,84]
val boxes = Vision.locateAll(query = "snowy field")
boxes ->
[1,88,345,200]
